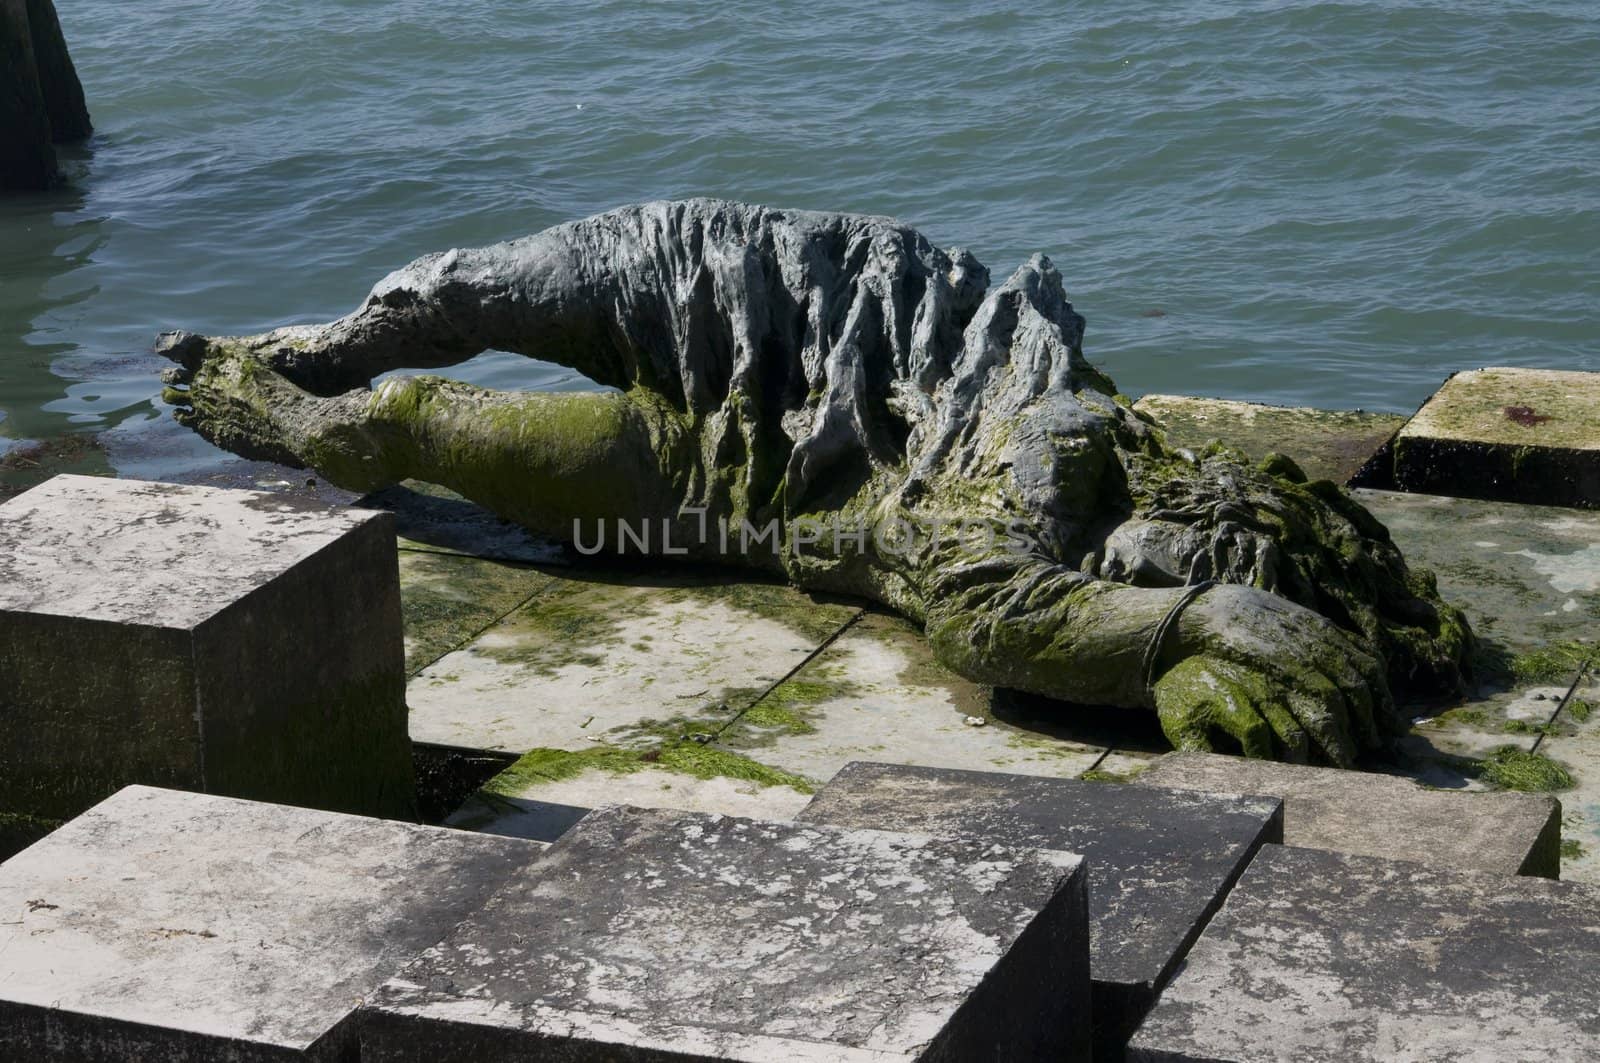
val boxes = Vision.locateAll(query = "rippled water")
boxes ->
[2,0,1596,481]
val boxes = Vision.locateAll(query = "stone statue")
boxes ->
[159,200,1470,765]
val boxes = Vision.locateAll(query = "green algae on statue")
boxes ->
[159,199,1471,766]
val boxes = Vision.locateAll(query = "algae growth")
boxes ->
[1477,746,1575,792]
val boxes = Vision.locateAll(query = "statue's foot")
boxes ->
[158,331,392,490]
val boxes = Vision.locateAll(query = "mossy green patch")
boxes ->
[1080,764,1147,783]
[398,551,556,674]
[1510,640,1595,685]
[660,579,858,644]
[1477,746,1575,793]
[1561,838,1585,861]
[484,740,816,795]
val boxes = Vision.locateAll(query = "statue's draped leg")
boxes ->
[164,356,689,540]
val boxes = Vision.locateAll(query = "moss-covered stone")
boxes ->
[1132,394,1404,485]
[1393,368,1600,509]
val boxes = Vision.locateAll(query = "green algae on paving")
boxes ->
[1400,368,1600,450]
[484,742,816,795]
[712,610,1107,782]
[1510,640,1596,685]
[1356,489,1600,657]
[1132,394,1404,485]
[405,572,855,753]
[1477,747,1575,793]
[397,549,557,674]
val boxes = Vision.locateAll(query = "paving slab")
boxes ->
[796,761,1283,1057]
[396,548,557,676]
[1128,845,1600,1063]
[362,804,1093,1062]
[712,610,1108,783]
[1354,488,1599,777]
[405,567,859,752]
[1133,394,1404,484]
[1138,751,1561,878]
[0,474,413,820]
[1390,367,1600,508]
[1528,666,1600,883]
[0,785,546,1062]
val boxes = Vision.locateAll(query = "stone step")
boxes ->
[1391,367,1600,509]
[0,474,413,821]
[0,785,546,1061]
[1128,845,1600,1062]
[1136,751,1562,878]
[793,761,1283,1058]
[1132,394,1404,485]
[361,804,1093,1062]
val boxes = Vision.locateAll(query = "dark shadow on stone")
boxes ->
[412,742,518,825]
[991,688,1173,754]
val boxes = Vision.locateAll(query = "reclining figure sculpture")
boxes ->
[159,199,1470,765]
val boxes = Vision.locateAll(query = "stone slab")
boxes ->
[796,761,1283,1057]
[405,567,859,752]
[1391,367,1600,508]
[0,785,546,1061]
[713,611,1108,783]
[1354,488,1600,783]
[1137,751,1561,878]
[1528,668,1600,883]
[1133,394,1404,484]
[1128,845,1600,1062]
[396,548,557,676]
[0,474,413,819]
[362,805,1092,1062]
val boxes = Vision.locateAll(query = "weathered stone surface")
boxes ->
[713,610,1108,783]
[1392,367,1600,508]
[161,199,1469,767]
[363,805,1092,1062]
[1132,395,1404,485]
[1138,751,1562,878]
[405,566,859,753]
[1350,488,1597,803]
[396,546,558,676]
[0,785,546,1062]
[0,474,413,819]
[1128,845,1600,1062]
[796,761,1282,1056]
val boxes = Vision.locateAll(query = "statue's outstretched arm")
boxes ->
[918,549,1394,766]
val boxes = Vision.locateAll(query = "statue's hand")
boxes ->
[1152,584,1396,767]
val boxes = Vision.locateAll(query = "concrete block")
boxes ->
[1129,846,1600,1062]
[0,785,546,1061]
[0,475,413,819]
[796,761,1283,1057]
[363,805,1092,1062]
[1391,367,1600,508]
[1133,395,1404,485]
[1138,751,1562,878]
